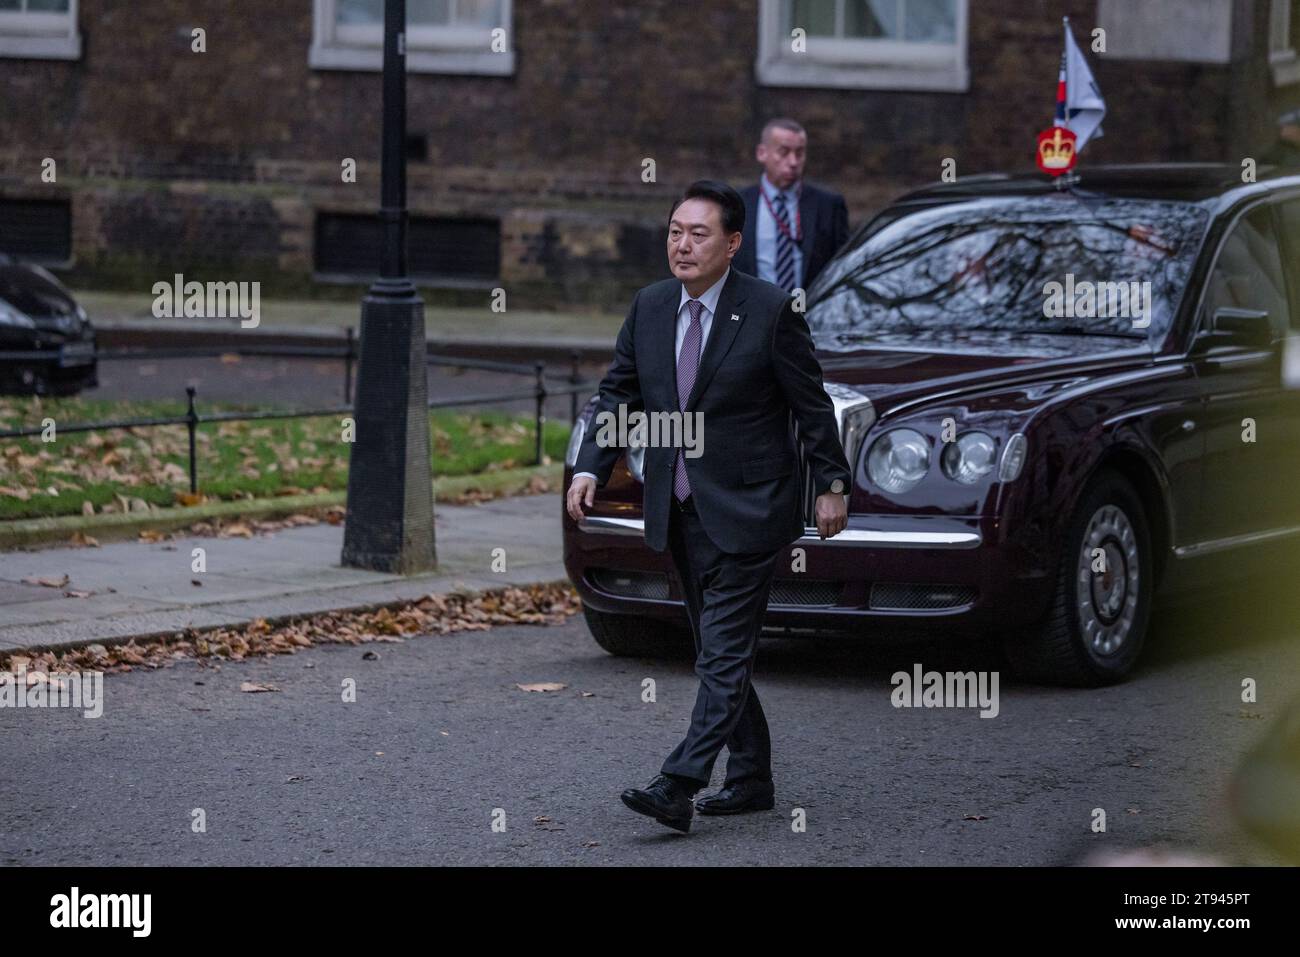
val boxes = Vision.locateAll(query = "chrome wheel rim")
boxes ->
[1075,503,1141,657]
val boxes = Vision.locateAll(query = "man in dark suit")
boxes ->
[733,117,850,294]
[566,180,851,833]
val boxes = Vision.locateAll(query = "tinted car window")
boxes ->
[1270,199,1300,333]
[808,196,1209,346]
[1203,205,1288,339]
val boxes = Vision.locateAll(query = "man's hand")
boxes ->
[814,490,848,540]
[566,475,596,522]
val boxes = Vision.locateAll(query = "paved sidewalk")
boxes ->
[0,495,565,653]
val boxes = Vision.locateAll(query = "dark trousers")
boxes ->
[660,494,782,789]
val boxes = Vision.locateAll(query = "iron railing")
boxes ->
[0,339,598,494]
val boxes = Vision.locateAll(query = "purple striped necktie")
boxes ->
[673,299,704,501]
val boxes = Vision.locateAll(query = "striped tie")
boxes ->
[672,299,704,501]
[773,192,797,293]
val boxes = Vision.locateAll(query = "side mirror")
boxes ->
[1208,306,1274,347]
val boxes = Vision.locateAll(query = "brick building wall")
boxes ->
[0,0,1288,307]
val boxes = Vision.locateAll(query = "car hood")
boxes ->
[0,265,78,320]
[814,330,1153,414]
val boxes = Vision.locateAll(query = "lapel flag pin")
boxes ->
[730,313,740,321]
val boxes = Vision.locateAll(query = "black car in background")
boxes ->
[0,253,97,395]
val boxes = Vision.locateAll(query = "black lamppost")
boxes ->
[341,0,436,573]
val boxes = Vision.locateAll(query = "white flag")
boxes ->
[1064,19,1105,151]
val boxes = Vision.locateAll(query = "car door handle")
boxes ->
[1181,419,1196,432]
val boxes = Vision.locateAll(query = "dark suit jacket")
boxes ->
[733,179,849,292]
[574,268,851,554]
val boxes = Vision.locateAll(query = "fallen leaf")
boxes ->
[22,574,69,588]
[239,681,280,693]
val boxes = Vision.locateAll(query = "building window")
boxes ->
[310,0,513,75]
[314,212,500,285]
[1270,0,1300,85]
[0,0,81,61]
[0,198,73,265]
[756,0,968,91]
[1096,0,1231,63]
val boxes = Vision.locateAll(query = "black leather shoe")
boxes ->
[695,778,775,815]
[620,774,695,832]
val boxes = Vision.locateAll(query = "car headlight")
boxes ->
[940,431,998,484]
[565,417,586,468]
[867,428,930,493]
[0,301,35,329]
[625,444,645,482]
[75,304,88,323]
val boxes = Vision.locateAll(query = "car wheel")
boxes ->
[1002,469,1153,687]
[582,604,694,660]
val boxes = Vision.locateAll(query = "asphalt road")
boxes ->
[3,571,1298,866]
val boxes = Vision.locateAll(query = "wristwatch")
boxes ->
[829,478,845,494]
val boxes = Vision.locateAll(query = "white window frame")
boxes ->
[310,0,513,75]
[756,0,968,92]
[0,0,81,61]
[1271,0,1300,86]
[1096,0,1232,64]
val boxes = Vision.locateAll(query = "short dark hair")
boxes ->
[670,179,745,235]
[760,117,806,142]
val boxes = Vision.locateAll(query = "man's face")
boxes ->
[756,127,807,190]
[668,197,740,287]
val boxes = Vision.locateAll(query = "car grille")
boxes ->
[768,579,844,606]
[869,583,978,610]
[791,384,874,525]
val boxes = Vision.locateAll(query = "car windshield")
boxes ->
[808,194,1210,346]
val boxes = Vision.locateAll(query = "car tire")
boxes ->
[1001,469,1153,687]
[582,604,695,660]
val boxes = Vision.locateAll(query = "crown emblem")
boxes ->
[1036,126,1078,176]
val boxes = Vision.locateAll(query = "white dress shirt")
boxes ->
[573,267,730,483]
[755,172,804,289]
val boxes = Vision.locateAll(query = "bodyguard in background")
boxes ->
[733,117,850,294]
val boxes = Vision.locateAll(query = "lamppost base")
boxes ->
[340,289,437,574]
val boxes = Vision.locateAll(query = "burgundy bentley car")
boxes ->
[562,164,1300,686]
